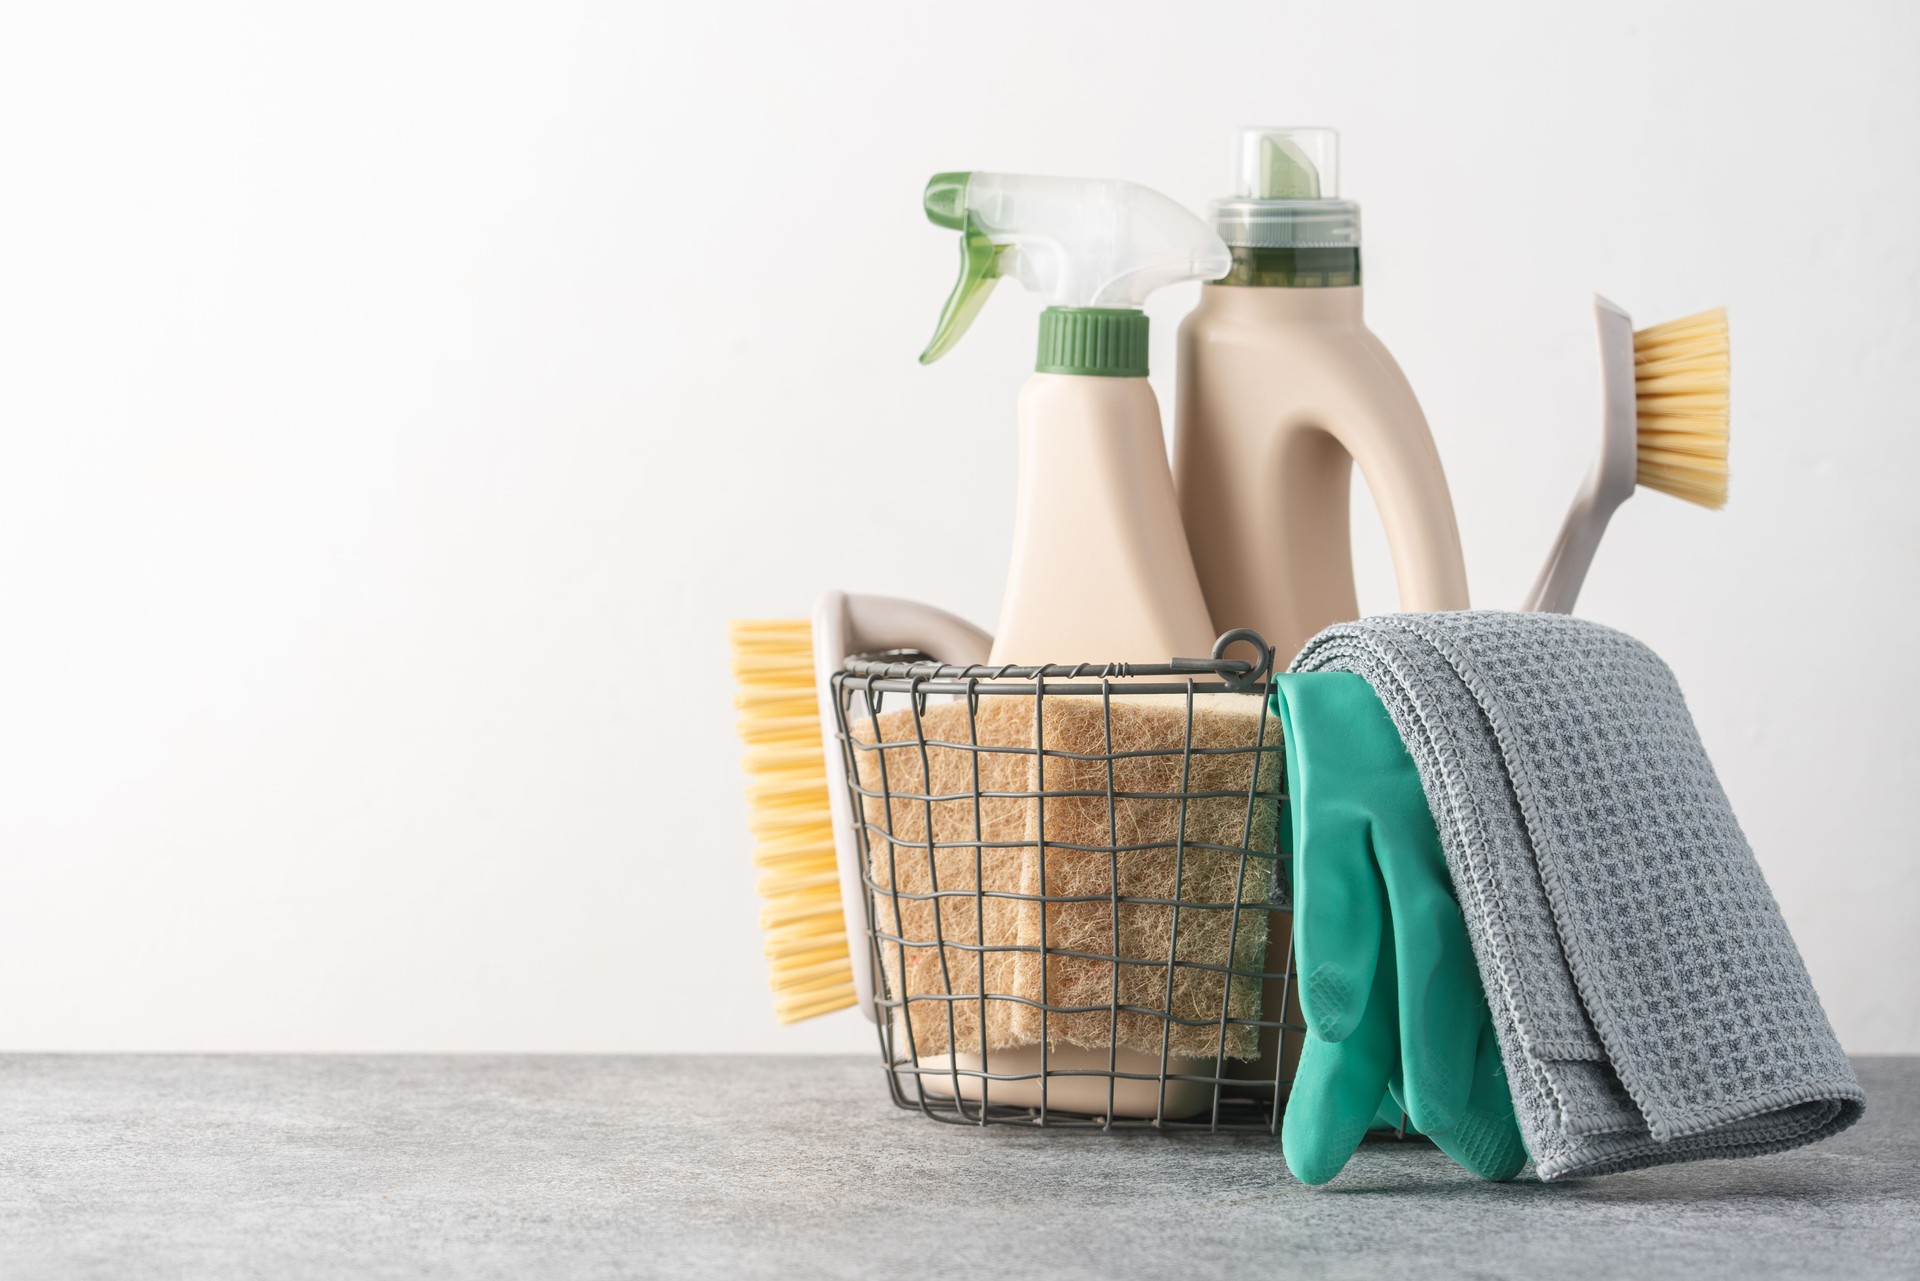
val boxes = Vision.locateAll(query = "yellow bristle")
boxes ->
[1633,307,1730,509]
[774,984,861,1024]
[729,618,857,1023]
[755,868,841,904]
[765,933,850,966]
[742,745,826,778]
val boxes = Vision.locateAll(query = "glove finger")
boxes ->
[1383,867,1482,1136]
[1297,845,1385,1044]
[1281,936,1399,1186]
[1424,1021,1529,1182]
[1273,674,1384,1043]
[1341,675,1480,1136]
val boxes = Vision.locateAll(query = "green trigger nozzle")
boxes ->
[919,173,1002,365]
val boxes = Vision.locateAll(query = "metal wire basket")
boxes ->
[830,629,1302,1132]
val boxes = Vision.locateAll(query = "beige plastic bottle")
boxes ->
[1175,128,1469,667]
[992,372,1215,666]
[917,171,1229,668]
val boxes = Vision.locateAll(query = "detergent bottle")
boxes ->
[1175,128,1469,664]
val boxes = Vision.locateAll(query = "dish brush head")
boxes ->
[1634,307,1729,509]
[730,618,856,1023]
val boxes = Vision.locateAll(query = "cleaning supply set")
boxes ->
[729,126,1856,1180]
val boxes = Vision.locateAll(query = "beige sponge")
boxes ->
[852,692,1281,1062]
[852,696,1034,1057]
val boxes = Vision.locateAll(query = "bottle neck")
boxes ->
[1035,307,1150,377]
[1215,245,1360,288]
[1196,278,1365,322]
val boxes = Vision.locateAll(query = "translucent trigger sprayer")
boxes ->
[919,172,1232,668]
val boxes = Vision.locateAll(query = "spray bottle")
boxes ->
[920,172,1230,668]
[913,174,1247,1119]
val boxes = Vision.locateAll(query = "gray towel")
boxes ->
[1291,611,1864,1181]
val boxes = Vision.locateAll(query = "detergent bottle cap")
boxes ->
[1210,127,1361,251]
[919,172,1231,377]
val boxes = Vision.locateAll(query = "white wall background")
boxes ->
[1,1,1915,1054]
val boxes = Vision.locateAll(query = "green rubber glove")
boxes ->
[1273,672,1526,1185]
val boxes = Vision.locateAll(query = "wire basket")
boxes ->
[830,629,1302,1132]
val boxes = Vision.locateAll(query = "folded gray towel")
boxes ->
[1292,611,1864,1181]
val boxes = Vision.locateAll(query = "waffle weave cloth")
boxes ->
[1290,611,1864,1180]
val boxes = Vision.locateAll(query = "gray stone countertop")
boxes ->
[1,1053,1914,1280]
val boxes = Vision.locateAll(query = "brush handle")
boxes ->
[842,594,994,668]
[1525,298,1641,615]
[1523,469,1620,614]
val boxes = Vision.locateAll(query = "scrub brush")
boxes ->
[731,618,851,1023]
[730,593,993,1023]
[1524,298,1729,613]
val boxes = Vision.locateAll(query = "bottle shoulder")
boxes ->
[1018,370,1163,419]
[1176,308,1428,439]
[1179,313,1406,386]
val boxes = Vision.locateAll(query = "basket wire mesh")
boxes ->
[830,629,1303,1133]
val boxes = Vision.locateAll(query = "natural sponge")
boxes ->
[853,696,1035,1057]
[852,692,1281,1061]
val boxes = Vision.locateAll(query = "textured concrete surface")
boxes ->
[0,1054,1913,1280]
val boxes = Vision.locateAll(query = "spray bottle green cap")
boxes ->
[919,172,1231,377]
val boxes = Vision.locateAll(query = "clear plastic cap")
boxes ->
[920,172,1231,363]
[1210,127,1360,249]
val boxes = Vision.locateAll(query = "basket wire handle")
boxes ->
[1170,628,1276,692]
